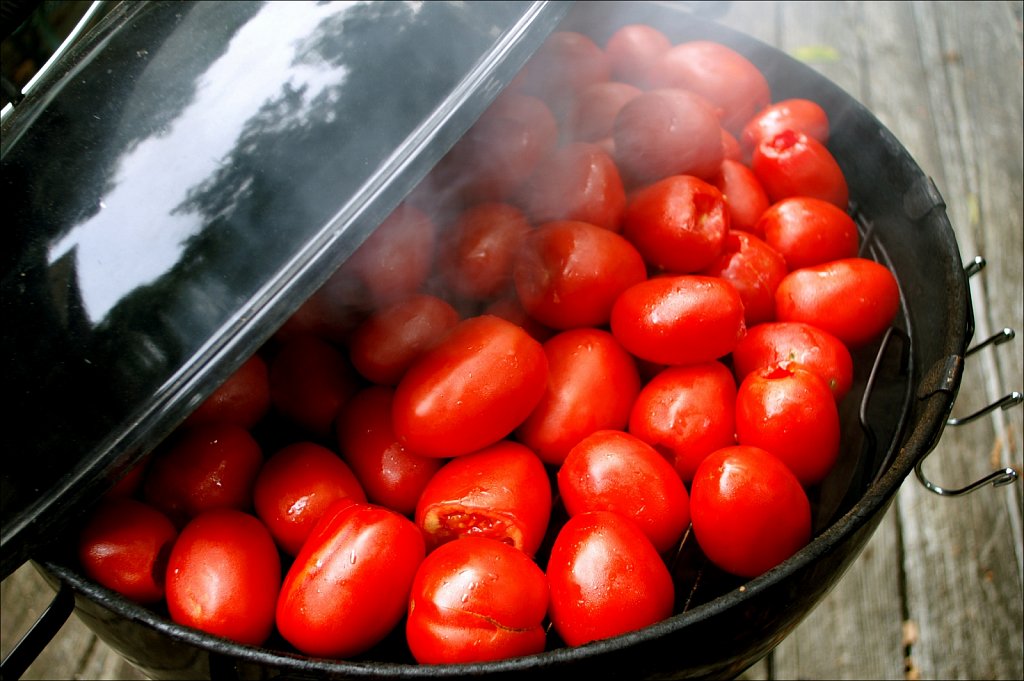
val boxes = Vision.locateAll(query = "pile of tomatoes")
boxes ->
[75,23,900,666]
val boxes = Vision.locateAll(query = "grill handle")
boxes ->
[0,577,74,681]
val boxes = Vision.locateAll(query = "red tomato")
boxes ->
[547,511,674,647]
[515,328,641,466]
[732,321,854,402]
[740,98,830,159]
[337,202,438,308]
[142,422,263,526]
[621,174,730,273]
[392,315,548,458]
[435,202,533,303]
[690,445,811,578]
[513,220,647,330]
[347,294,460,386]
[610,275,746,366]
[516,31,611,121]
[752,130,849,209]
[269,333,358,438]
[613,88,725,185]
[712,159,771,235]
[415,440,552,558]
[516,142,626,232]
[568,81,642,143]
[558,430,690,554]
[774,257,900,348]
[756,196,860,270]
[336,386,444,516]
[77,498,177,604]
[252,441,366,556]
[184,354,270,430]
[165,509,281,646]
[483,294,555,343]
[276,501,425,658]
[104,456,149,500]
[604,23,672,87]
[700,230,788,326]
[735,366,841,486]
[721,128,743,162]
[406,536,549,664]
[628,361,738,482]
[649,40,772,134]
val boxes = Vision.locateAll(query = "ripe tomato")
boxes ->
[690,445,811,578]
[347,294,460,386]
[604,23,672,87]
[142,422,263,526]
[335,386,444,516]
[165,509,281,646]
[621,174,730,274]
[406,536,549,664]
[415,440,552,557]
[516,31,611,121]
[613,88,724,185]
[269,333,358,438]
[735,366,841,486]
[774,257,900,348]
[252,441,366,556]
[435,202,533,303]
[712,158,771,235]
[516,142,626,231]
[649,40,771,134]
[184,354,270,430]
[512,219,647,330]
[547,511,674,647]
[732,321,854,402]
[568,81,642,143]
[740,98,830,159]
[77,498,177,604]
[276,501,425,658]
[752,130,849,209]
[700,230,788,326]
[610,275,746,366]
[483,294,555,343]
[757,196,860,270]
[515,328,641,465]
[628,361,738,482]
[558,430,690,554]
[392,315,548,458]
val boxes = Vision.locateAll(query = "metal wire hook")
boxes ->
[914,461,1019,496]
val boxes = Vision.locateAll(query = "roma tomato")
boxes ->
[515,328,641,466]
[142,422,263,526]
[604,23,672,87]
[774,257,900,348]
[740,98,830,159]
[252,441,366,556]
[406,536,549,664]
[165,509,281,646]
[649,40,771,134]
[732,321,854,402]
[184,354,270,430]
[392,315,548,458]
[347,294,460,386]
[435,202,533,303]
[513,220,647,330]
[690,445,811,578]
[613,88,724,185]
[77,498,177,604]
[757,196,860,270]
[628,361,738,482]
[621,174,730,274]
[712,159,771,235]
[415,440,552,558]
[547,511,674,647]
[276,501,425,658]
[610,275,746,366]
[269,333,358,438]
[752,130,849,209]
[516,31,611,121]
[568,81,642,143]
[516,142,626,231]
[735,365,841,486]
[700,230,788,326]
[336,386,444,516]
[558,430,690,554]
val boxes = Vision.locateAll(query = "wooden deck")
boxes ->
[2,1,1021,679]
